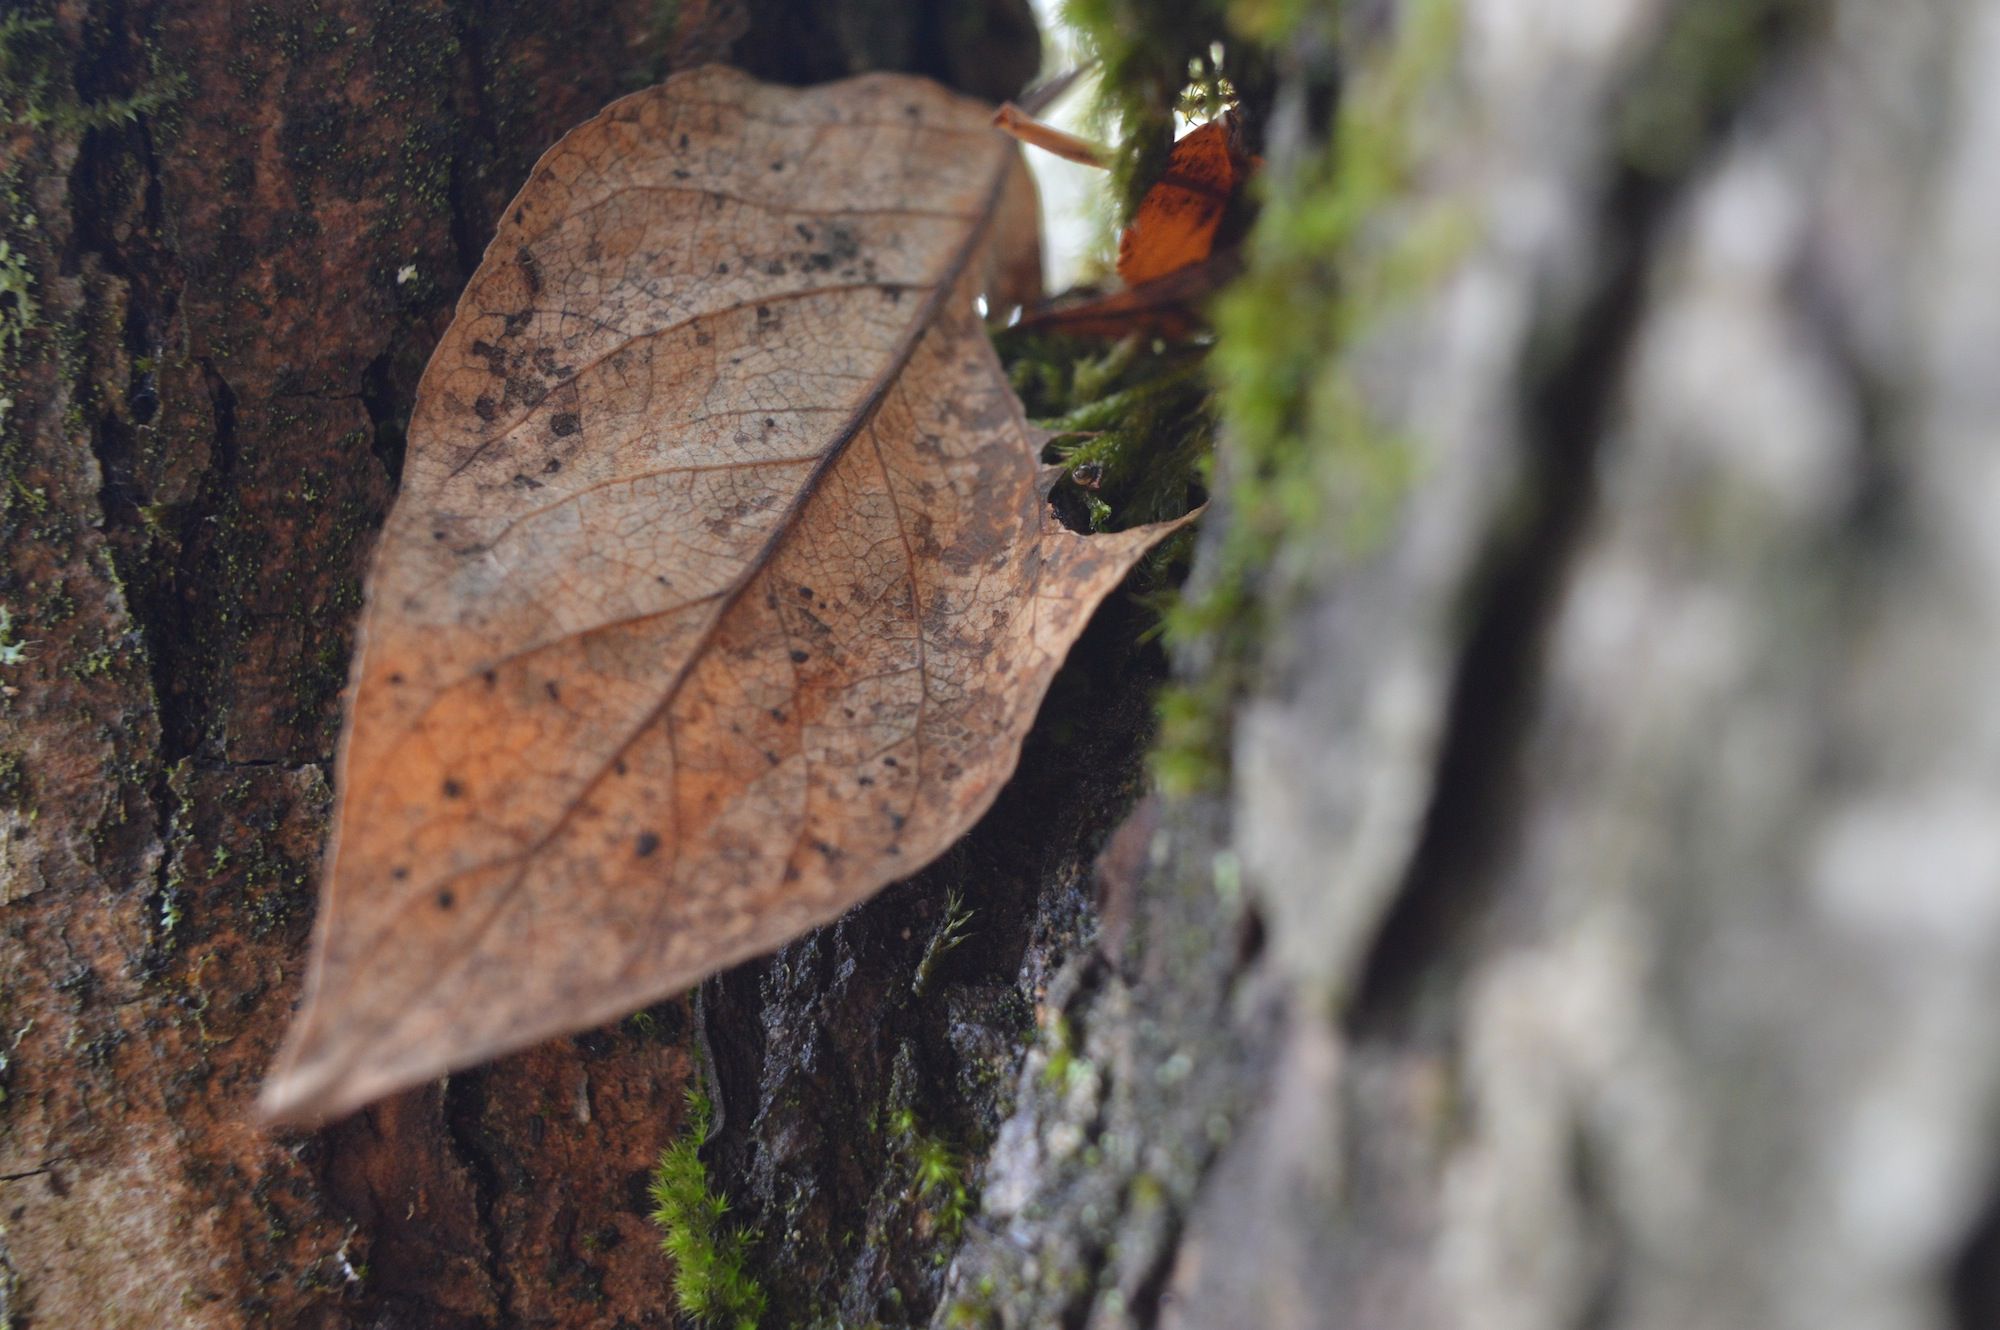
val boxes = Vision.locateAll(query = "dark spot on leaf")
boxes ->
[789,649,809,663]
[544,680,560,701]
[437,890,455,909]
[388,673,405,685]
[883,756,899,768]
[442,778,464,798]
[798,586,813,599]
[636,832,661,858]
[482,669,498,687]
[770,160,784,171]
[474,396,499,422]
[392,866,409,880]
[507,374,547,409]
[544,457,562,473]
[613,759,629,776]
[551,412,581,437]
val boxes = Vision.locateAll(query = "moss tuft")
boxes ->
[649,1088,768,1329]
[911,888,975,997]
[885,1104,974,1248]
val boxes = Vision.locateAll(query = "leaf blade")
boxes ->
[260,67,1182,1124]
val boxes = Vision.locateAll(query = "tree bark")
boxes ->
[6,1,2000,1329]
[1062,3,2000,1329]
[0,3,1045,1327]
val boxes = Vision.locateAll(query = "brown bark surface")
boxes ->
[0,3,1047,1326]
[14,2,1998,1329]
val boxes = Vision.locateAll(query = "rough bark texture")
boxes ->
[7,0,2000,1328]
[0,2,1052,1327]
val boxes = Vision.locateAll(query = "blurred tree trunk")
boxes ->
[985,2,2000,1329]
[7,1,2000,1329]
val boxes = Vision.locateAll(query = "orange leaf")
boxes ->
[1114,117,1251,286]
[258,67,1188,1124]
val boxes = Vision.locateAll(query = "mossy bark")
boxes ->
[1018,2,2000,1329]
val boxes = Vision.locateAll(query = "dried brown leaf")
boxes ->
[259,67,1186,1124]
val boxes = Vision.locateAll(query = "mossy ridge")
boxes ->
[1155,0,1471,795]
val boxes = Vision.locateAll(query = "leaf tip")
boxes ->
[254,1008,386,1128]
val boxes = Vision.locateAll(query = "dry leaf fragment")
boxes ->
[258,66,1187,1124]
[1017,250,1243,340]
[1114,115,1253,286]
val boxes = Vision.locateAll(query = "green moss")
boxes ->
[649,1088,767,1330]
[0,12,185,137]
[883,1104,973,1249]
[0,238,36,362]
[999,325,1216,541]
[910,1133,971,1245]
[1153,0,1469,794]
[911,888,975,997]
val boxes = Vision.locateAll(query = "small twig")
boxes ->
[992,102,1110,169]
[1015,64,1093,118]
